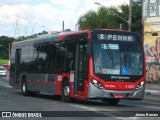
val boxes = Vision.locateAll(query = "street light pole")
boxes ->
[94,1,132,31]
[62,20,64,31]
[128,0,132,32]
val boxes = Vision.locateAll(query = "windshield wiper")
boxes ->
[124,44,132,67]
[138,68,143,75]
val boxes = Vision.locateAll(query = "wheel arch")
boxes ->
[61,76,72,102]
[61,77,69,89]
[21,74,27,86]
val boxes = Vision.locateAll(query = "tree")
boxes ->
[131,1,142,34]
[0,30,48,59]
[0,36,14,59]
[118,1,142,34]
[97,7,120,29]
[77,1,142,34]
[77,7,120,30]
[77,10,97,30]
[117,4,129,30]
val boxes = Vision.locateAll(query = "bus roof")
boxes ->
[12,29,140,47]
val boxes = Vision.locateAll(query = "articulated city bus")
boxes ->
[9,29,146,105]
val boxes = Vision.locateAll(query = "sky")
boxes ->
[0,0,129,38]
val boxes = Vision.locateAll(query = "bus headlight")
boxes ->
[136,81,145,90]
[91,79,104,89]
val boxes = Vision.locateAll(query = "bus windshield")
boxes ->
[93,43,143,76]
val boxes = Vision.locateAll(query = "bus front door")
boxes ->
[14,49,21,88]
[75,42,88,96]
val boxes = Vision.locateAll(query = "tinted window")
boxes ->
[55,42,66,73]
[65,42,75,72]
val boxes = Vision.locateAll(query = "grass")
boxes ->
[0,59,9,66]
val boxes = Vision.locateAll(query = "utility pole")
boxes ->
[29,21,37,36]
[62,21,64,31]
[14,15,20,39]
[24,26,28,37]
[94,1,132,31]
[128,0,132,31]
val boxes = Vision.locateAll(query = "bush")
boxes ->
[0,59,9,66]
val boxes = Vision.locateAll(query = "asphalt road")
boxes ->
[0,76,160,120]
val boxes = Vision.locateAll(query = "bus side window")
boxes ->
[55,42,65,73]
[65,42,75,72]
[46,42,56,73]
[37,43,47,73]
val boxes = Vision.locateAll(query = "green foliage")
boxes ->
[15,31,48,41]
[0,59,9,66]
[0,36,13,59]
[118,4,129,30]
[0,31,48,59]
[77,1,142,34]
[131,1,142,34]
[78,10,97,30]
[78,7,120,30]
[23,31,48,40]
[116,1,142,33]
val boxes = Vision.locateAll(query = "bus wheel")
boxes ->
[22,79,29,96]
[62,80,71,102]
[102,99,120,105]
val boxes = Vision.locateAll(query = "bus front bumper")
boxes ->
[88,83,145,100]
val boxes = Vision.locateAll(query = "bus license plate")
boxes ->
[114,94,124,98]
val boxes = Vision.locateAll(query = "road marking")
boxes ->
[71,104,126,119]
[145,90,160,95]
[0,83,12,88]
[71,101,160,119]
[123,102,160,110]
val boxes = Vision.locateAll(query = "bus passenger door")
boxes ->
[14,49,21,88]
[75,42,88,95]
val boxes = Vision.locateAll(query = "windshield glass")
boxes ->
[93,43,143,76]
[0,68,6,71]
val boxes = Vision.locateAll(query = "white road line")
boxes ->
[71,104,127,120]
[71,101,160,119]
[145,90,160,93]
[123,102,160,110]
[145,90,160,95]
[0,83,12,88]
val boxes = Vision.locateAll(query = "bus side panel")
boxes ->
[9,47,21,89]
[55,74,72,96]
[69,72,75,98]
[26,73,56,94]
[55,74,63,95]
[9,46,15,88]
[84,79,89,99]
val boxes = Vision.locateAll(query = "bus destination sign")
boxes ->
[97,34,135,42]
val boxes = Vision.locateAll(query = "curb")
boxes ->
[143,98,160,103]
[145,89,160,95]
[144,89,160,103]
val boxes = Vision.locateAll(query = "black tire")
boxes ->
[102,98,120,105]
[62,80,71,102]
[21,78,29,96]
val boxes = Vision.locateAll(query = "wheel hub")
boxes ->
[64,86,70,96]
[22,83,26,92]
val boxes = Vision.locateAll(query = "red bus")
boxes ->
[9,29,146,105]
